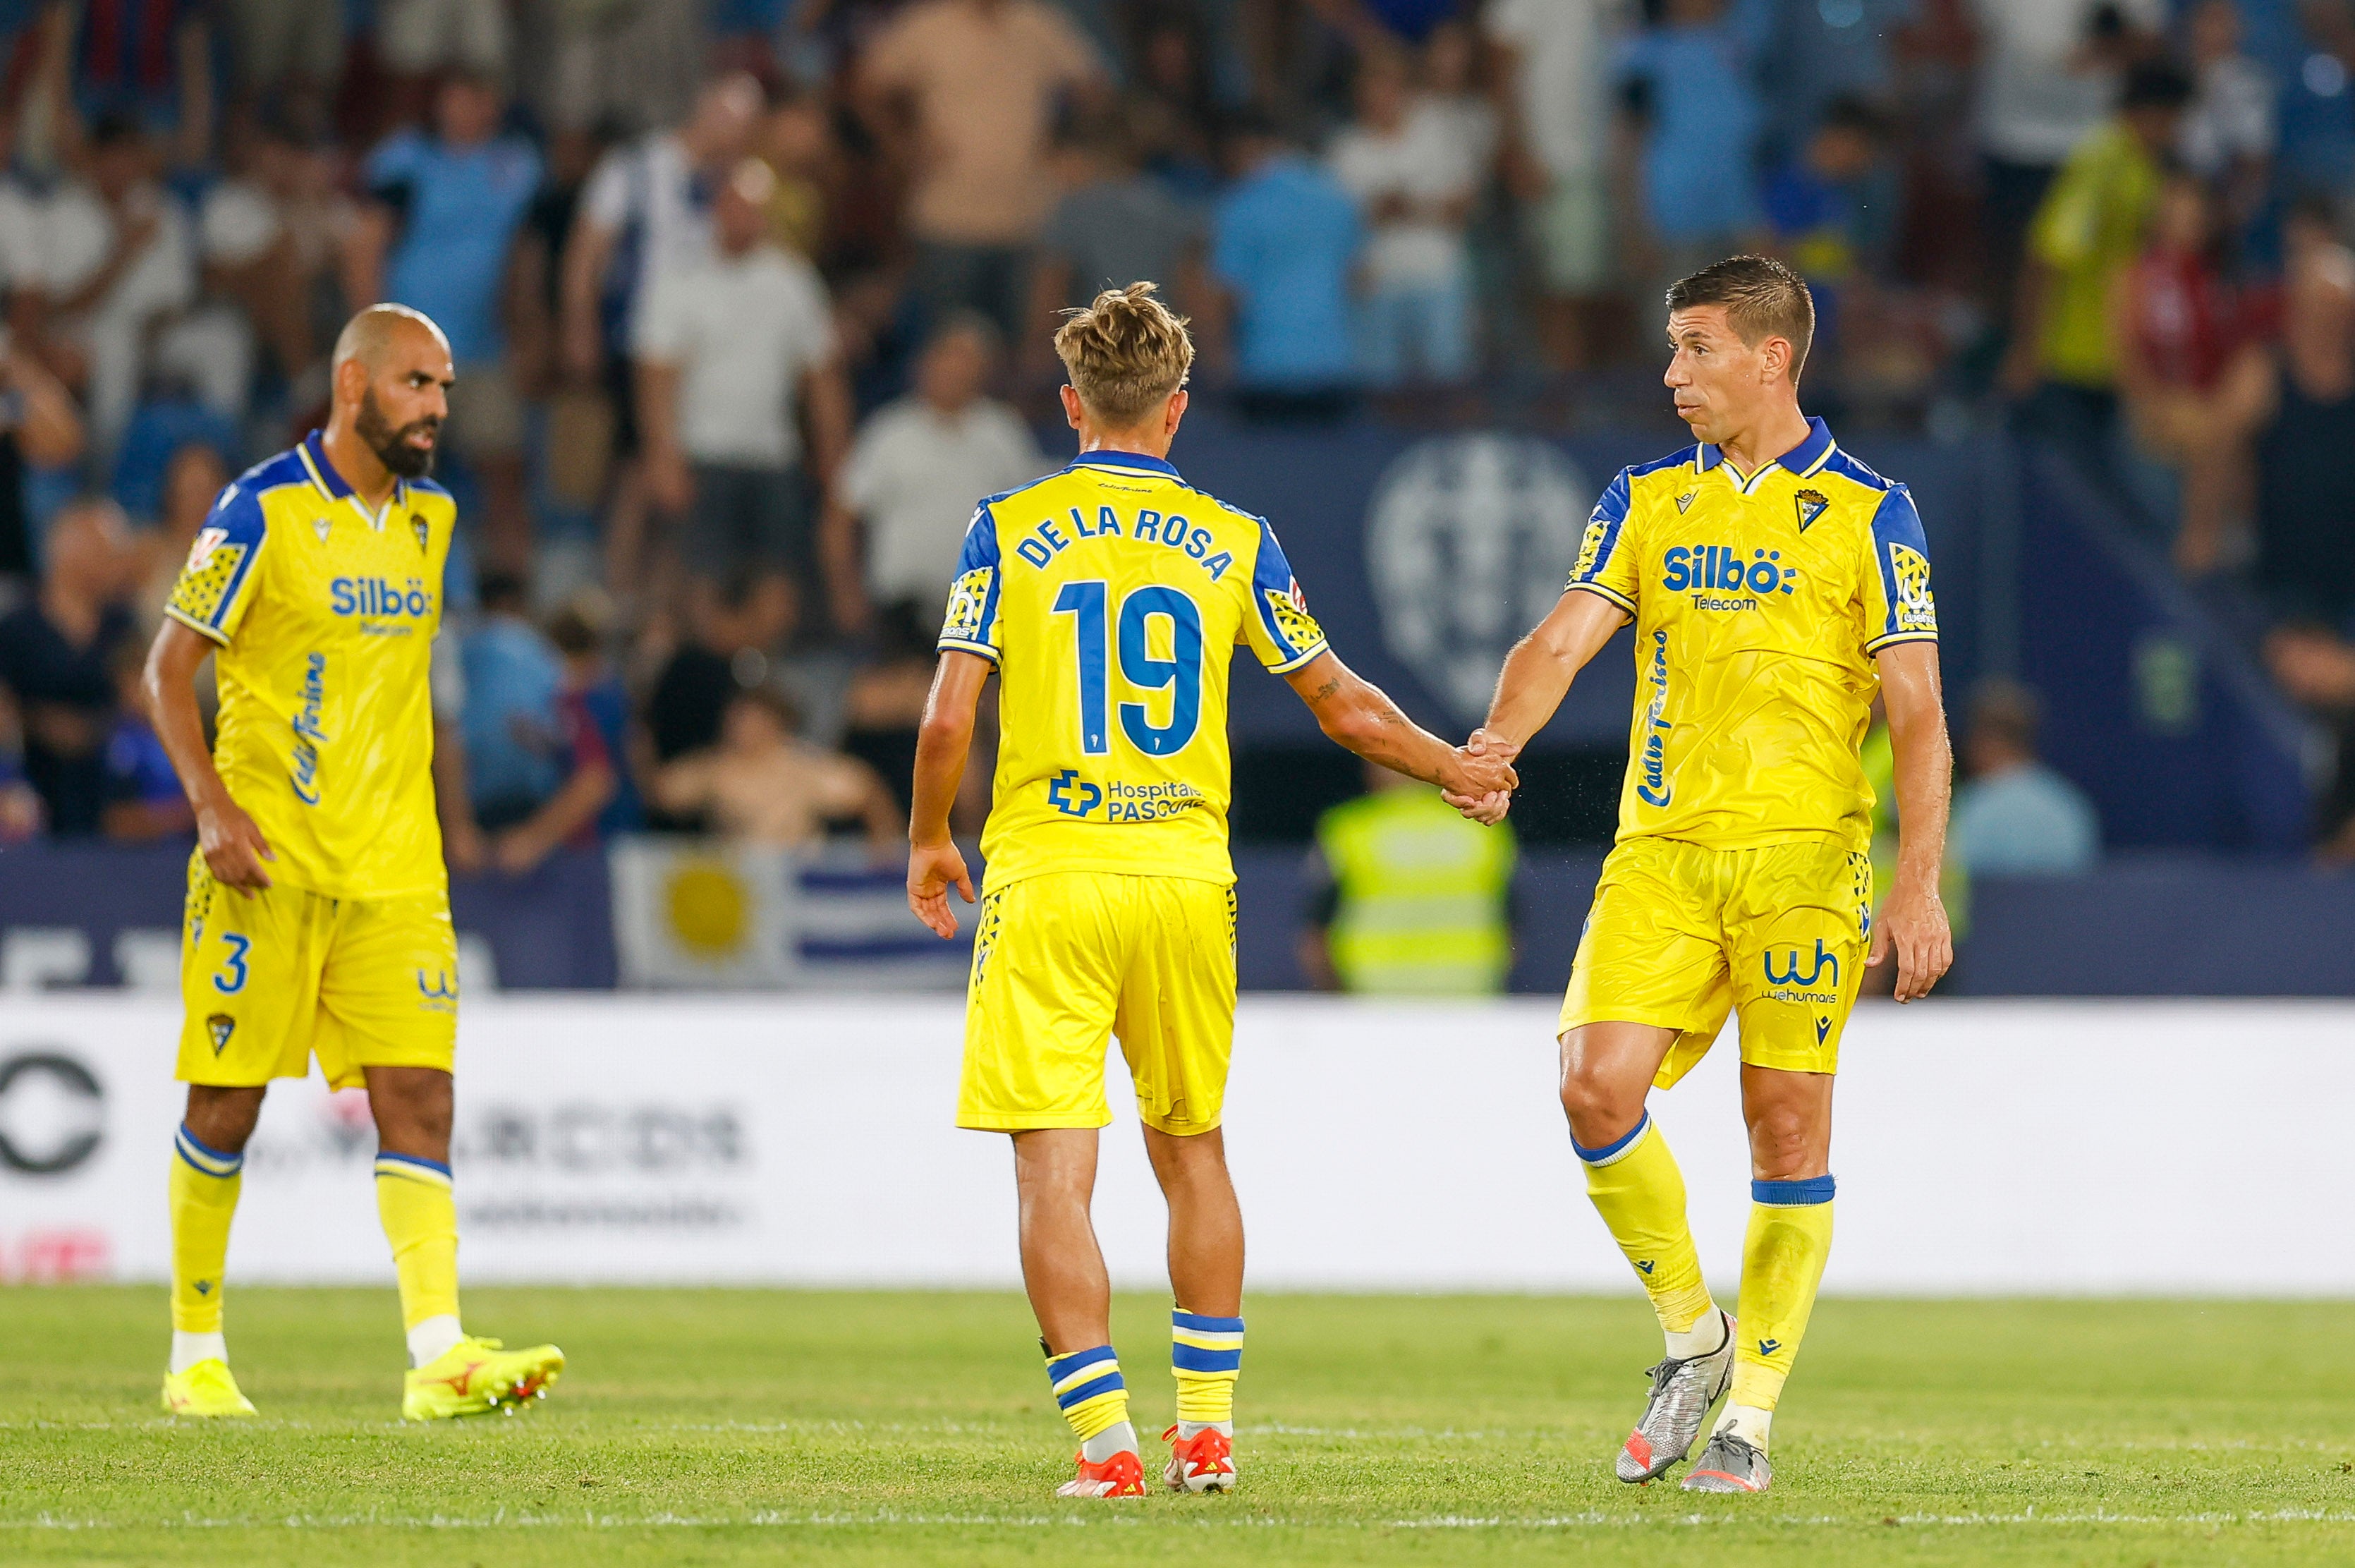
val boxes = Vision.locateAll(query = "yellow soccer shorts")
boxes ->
[176,850,459,1090]
[959,870,1238,1136]
[1559,835,1871,1088]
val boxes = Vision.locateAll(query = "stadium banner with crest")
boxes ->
[4,995,2350,1293]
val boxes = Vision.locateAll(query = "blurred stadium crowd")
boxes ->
[0,0,2352,865]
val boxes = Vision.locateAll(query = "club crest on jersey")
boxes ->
[1794,489,1829,533]
[411,513,430,553]
[205,1013,235,1054]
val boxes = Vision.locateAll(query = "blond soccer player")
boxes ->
[148,305,563,1420]
[1449,256,1953,1493]
[907,284,1515,1498]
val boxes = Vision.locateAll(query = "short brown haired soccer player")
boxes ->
[1448,254,1952,1493]
[907,283,1514,1497]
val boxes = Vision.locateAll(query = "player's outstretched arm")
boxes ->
[1284,651,1517,797]
[906,650,990,938]
[144,619,274,892]
[1442,588,1629,825]
[1873,639,1954,1002]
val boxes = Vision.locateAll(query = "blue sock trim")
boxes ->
[1172,1311,1244,1334]
[1173,1344,1243,1373]
[1045,1345,1118,1383]
[1054,1371,1126,1409]
[174,1124,243,1177]
[1752,1174,1835,1206]
[1571,1112,1650,1167]
[374,1151,453,1179]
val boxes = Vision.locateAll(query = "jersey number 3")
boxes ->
[1052,581,1204,757]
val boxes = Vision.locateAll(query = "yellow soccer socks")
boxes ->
[375,1153,465,1367]
[1575,1112,1720,1352]
[169,1124,243,1370]
[1719,1176,1836,1451]
[1046,1344,1139,1461]
[1171,1310,1244,1437]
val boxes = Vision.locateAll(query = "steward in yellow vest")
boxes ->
[1306,768,1517,995]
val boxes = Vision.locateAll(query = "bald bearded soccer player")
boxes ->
[145,305,565,1421]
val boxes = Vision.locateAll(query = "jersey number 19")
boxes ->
[1052,581,1205,757]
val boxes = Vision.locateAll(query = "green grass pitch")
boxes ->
[4,1287,2353,1565]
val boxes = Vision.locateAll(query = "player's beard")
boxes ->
[355,388,440,479]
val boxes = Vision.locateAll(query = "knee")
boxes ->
[1558,1064,1641,1147]
[1747,1104,1822,1179]
[183,1087,264,1154]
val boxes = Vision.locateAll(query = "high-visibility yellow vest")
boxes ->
[1316,784,1516,995]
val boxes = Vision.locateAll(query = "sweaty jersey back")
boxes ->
[939,450,1327,890]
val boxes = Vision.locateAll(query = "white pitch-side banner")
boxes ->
[2,997,2351,1294]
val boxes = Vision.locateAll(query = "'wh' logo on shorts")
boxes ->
[1047,770,1102,818]
[1763,939,1839,989]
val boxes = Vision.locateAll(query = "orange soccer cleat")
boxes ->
[1054,1447,1150,1498]
[1162,1423,1238,1493]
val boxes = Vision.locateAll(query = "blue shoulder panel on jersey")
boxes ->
[205,481,270,547]
[408,475,453,499]
[1821,448,1898,493]
[1250,516,1327,671]
[1627,446,1698,482]
[937,502,1006,661]
[1566,467,1635,597]
[233,446,310,496]
[951,502,1002,572]
[1866,485,1935,648]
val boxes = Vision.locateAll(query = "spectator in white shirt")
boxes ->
[562,72,764,410]
[1486,0,1622,370]
[199,114,351,392]
[820,313,1042,635]
[562,73,763,589]
[2179,0,2272,226]
[1970,0,2165,319]
[37,115,247,458]
[633,159,853,608]
[1329,42,1489,387]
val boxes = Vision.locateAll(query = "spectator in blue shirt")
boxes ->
[444,573,617,876]
[101,637,190,841]
[1952,679,2100,875]
[1617,0,1772,288]
[548,595,643,836]
[1210,111,1365,421]
[1761,95,1900,363]
[350,74,544,573]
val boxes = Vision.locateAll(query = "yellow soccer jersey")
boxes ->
[939,449,1328,890]
[1566,417,1936,851]
[164,431,454,900]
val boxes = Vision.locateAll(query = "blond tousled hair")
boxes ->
[1053,281,1195,426]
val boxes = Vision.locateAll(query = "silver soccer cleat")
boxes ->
[1614,1310,1736,1483]
[1680,1428,1772,1493]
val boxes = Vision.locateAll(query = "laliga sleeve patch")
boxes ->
[1262,579,1323,654]
[942,566,995,645]
[1886,542,1935,634]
